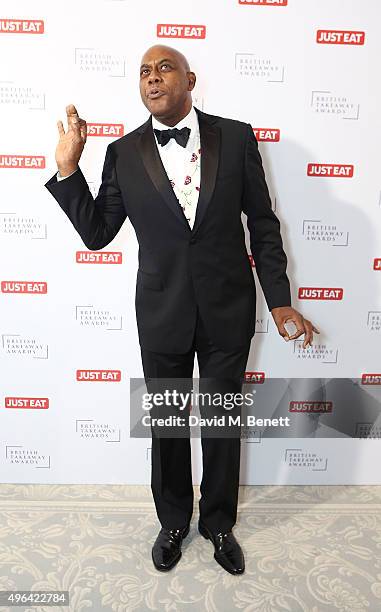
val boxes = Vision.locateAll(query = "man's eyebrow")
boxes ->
[140,58,175,70]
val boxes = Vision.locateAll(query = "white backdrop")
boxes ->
[1,0,380,485]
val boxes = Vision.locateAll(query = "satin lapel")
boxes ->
[135,117,190,229]
[192,108,221,236]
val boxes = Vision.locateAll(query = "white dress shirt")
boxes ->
[151,105,201,228]
[57,105,201,229]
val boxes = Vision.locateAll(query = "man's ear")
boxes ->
[187,72,196,91]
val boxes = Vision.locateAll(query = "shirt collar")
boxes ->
[151,105,198,134]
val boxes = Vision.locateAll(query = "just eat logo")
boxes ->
[76,370,121,382]
[86,123,124,137]
[373,258,381,270]
[0,19,44,34]
[1,281,47,293]
[361,374,381,385]
[0,155,45,169]
[5,397,49,409]
[157,24,206,39]
[298,287,343,300]
[244,371,265,383]
[307,164,354,178]
[317,30,365,45]
[76,251,122,264]
[289,401,333,413]
[253,128,280,142]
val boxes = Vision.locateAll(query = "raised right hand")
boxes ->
[55,104,87,177]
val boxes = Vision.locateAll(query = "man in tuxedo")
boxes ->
[45,44,318,575]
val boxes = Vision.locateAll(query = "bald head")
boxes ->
[139,44,196,126]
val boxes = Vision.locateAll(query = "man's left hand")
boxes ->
[271,306,320,349]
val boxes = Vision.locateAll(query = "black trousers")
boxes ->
[140,307,251,533]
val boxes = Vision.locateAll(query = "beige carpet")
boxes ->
[0,485,381,611]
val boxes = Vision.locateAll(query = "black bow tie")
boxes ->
[154,126,191,148]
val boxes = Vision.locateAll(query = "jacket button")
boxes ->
[190,237,197,245]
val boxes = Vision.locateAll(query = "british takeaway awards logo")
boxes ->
[235,52,284,82]
[2,332,47,359]
[75,49,126,77]
[311,90,360,121]
[367,310,381,332]
[285,448,328,472]
[0,213,46,240]
[0,83,45,110]
[5,445,51,469]
[302,219,349,247]
[75,420,121,443]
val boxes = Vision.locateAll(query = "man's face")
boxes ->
[139,47,195,122]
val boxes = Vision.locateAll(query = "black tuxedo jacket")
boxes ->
[45,107,291,353]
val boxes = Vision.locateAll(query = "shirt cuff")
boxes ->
[56,168,78,181]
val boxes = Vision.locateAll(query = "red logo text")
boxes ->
[289,401,333,413]
[76,251,123,264]
[5,397,49,409]
[244,371,265,383]
[307,164,353,178]
[157,24,206,39]
[317,30,365,45]
[86,123,124,137]
[76,370,121,382]
[298,287,343,300]
[0,155,45,169]
[1,281,47,294]
[0,19,44,34]
[253,128,280,142]
[361,374,381,385]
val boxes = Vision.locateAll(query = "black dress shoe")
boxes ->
[198,521,245,575]
[152,524,190,571]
